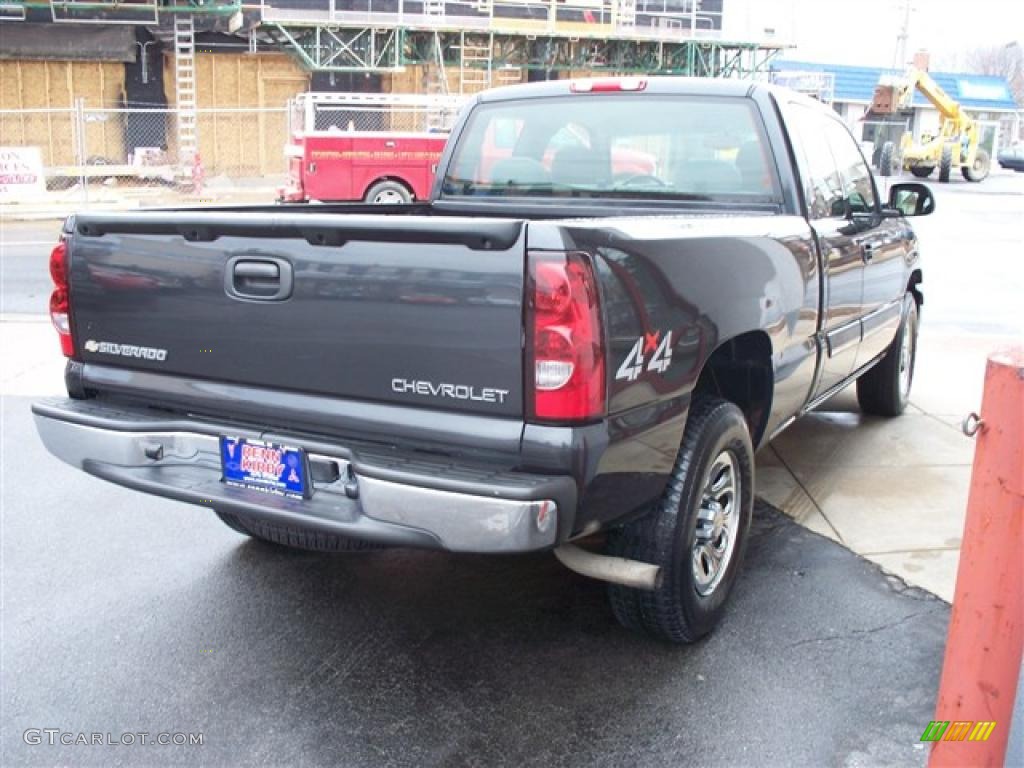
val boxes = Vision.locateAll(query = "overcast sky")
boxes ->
[724,0,1024,71]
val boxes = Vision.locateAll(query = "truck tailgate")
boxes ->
[68,211,526,417]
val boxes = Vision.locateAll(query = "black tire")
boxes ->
[910,165,934,178]
[214,511,384,552]
[961,148,990,182]
[364,179,412,204]
[878,141,895,177]
[938,143,954,182]
[606,397,755,644]
[856,294,919,417]
[215,510,252,535]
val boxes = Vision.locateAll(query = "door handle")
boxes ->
[225,257,293,301]
[234,261,279,281]
[862,243,875,262]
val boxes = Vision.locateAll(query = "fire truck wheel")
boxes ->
[366,180,413,204]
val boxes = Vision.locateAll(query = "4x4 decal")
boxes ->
[615,331,674,381]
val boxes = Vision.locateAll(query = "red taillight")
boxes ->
[527,252,605,423]
[49,239,74,357]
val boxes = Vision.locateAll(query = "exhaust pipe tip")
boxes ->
[554,543,662,591]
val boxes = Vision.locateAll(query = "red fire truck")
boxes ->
[279,91,658,204]
[279,93,465,204]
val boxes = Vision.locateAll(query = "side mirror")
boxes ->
[887,182,935,217]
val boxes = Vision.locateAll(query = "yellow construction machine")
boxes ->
[871,67,990,182]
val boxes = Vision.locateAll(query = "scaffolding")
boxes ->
[0,0,240,24]
[259,0,784,79]
[0,0,786,90]
[266,27,782,79]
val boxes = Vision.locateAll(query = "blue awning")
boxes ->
[771,59,1019,112]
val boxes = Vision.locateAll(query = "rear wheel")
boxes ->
[961,148,990,182]
[606,397,755,644]
[878,141,896,177]
[938,143,954,182]
[215,511,384,552]
[856,294,919,417]
[365,179,412,205]
[910,165,934,178]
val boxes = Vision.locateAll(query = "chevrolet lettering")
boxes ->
[391,378,510,405]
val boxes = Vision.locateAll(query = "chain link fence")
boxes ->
[1,97,471,209]
[1,103,288,208]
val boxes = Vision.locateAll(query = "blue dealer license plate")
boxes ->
[220,437,307,499]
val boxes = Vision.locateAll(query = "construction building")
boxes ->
[0,1,786,178]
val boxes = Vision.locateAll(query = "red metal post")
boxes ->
[930,347,1024,767]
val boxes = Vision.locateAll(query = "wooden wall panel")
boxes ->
[0,60,126,165]
[163,52,308,176]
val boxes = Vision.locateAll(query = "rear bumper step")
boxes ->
[32,397,573,553]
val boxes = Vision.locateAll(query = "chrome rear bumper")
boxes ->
[32,398,570,553]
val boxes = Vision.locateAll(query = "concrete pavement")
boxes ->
[759,353,976,602]
[759,168,1022,602]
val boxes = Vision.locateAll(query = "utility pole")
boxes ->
[893,0,912,70]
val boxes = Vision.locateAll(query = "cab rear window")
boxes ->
[442,94,781,203]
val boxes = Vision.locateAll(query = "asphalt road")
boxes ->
[2,169,1021,767]
[1,391,947,767]
[896,169,1024,337]
[0,222,62,316]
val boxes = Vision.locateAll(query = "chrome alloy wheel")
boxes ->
[692,450,741,596]
[898,317,914,399]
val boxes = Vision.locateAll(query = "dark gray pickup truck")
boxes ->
[34,77,934,643]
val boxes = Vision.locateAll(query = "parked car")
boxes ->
[996,143,1024,171]
[34,77,933,643]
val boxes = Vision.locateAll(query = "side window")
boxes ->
[823,119,878,214]
[789,106,845,219]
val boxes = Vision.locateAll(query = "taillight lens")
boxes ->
[527,252,605,422]
[49,239,74,357]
